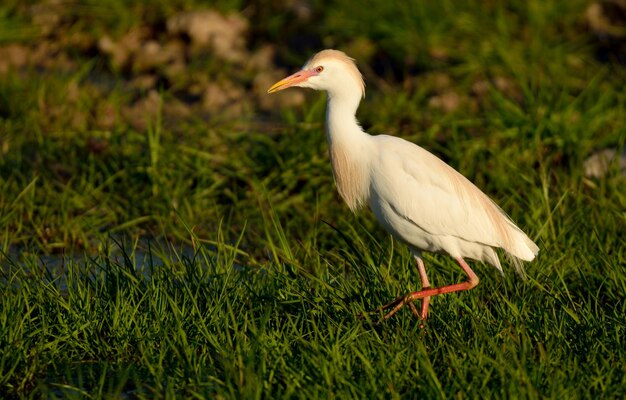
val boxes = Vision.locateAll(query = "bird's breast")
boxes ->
[329,143,370,212]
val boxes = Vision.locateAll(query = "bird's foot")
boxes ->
[359,293,429,327]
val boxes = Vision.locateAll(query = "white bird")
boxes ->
[268,50,539,322]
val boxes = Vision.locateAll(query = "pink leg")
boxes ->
[416,257,431,320]
[380,257,479,321]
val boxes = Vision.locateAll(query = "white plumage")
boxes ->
[268,49,538,321]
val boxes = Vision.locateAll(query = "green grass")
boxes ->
[1,0,626,398]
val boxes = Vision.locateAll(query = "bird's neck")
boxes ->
[325,93,371,212]
[326,95,363,141]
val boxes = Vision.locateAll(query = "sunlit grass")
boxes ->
[1,200,625,397]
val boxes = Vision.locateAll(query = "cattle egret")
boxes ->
[268,49,539,322]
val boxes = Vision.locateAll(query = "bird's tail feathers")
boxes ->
[503,227,539,277]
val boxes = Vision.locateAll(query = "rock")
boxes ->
[201,81,245,115]
[98,27,151,71]
[247,45,276,71]
[132,39,185,73]
[0,44,29,74]
[428,91,461,112]
[29,1,65,37]
[584,148,626,178]
[167,10,249,62]
[130,74,159,90]
[586,0,626,38]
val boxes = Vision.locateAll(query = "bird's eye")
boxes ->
[315,66,324,73]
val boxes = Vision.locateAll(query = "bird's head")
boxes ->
[267,49,365,98]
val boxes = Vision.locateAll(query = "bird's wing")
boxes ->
[372,135,519,248]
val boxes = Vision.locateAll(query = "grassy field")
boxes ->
[1,0,626,398]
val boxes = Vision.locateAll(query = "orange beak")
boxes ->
[267,69,317,93]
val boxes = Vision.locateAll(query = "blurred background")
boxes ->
[0,0,625,251]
